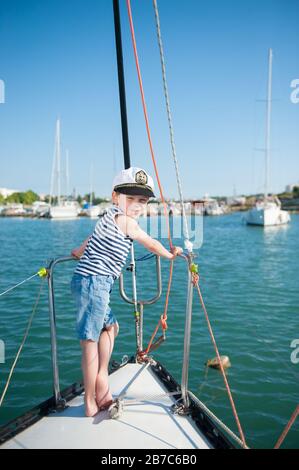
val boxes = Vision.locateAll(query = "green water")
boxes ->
[0,213,298,449]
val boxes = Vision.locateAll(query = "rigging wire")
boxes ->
[125,0,174,353]
[0,268,47,299]
[0,277,46,407]
[152,0,192,253]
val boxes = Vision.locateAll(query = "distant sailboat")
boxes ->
[86,163,101,218]
[245,49,290,226]
[49,119,79,219]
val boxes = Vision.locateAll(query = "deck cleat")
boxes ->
[171,400,192,416]
[108,399,123,419]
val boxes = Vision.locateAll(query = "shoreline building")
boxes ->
[0,187,20,198]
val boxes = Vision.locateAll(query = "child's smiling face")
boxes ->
[112,191,149,219]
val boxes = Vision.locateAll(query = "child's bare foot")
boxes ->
[96,372,113,410]
[84,396,99,417]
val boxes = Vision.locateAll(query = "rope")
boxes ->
[152,0,192,253]
[274,405,299,449]
[126,0,248,449]
[0,277,46,407]
[142,260,173,356]
[126,0,174,357]
[0,268,47,299]
[188,391,250,449]
[193,275,248,448]
[126,0,173,250]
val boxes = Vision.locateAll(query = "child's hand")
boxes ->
[71,248,82,259]
[170,246,183,259]
[71,237,91,259]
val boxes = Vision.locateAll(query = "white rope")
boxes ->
[153,0,192,252]
[0,273,39,298]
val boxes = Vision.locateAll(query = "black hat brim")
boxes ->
[114,184,155,198]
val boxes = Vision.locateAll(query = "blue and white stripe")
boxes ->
[75,206,132,278]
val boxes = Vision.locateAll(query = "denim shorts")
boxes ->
[71,273,117,342]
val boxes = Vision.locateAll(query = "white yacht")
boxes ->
[32,201,51,217]
[201,194,225,216]
[49,200,79,219]
[85,205,101,218]
[245,196,290,226]
[2,203,26,216]
[205,201,225,216]
[85,164,102,218]
[245,49,290,227]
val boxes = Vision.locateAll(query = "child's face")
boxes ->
[112,191,149,219]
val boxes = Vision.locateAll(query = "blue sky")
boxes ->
[0,0,298,198]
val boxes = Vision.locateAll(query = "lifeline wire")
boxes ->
[0,277,46,407]
[0,268,47,299]
[0,273,39,298]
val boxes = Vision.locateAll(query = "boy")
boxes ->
[71,167,182,417]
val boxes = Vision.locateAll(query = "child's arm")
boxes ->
[71,236,91,259]
[117,216,182,260]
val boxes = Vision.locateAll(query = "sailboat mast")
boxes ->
[265,48,273,200]
[56,119,61,205]
[89,163,93,206]
[66,149,69,200]
[113,0,131,168]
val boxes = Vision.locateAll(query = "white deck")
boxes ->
[1,363,212,449]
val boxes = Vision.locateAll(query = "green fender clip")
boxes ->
[190,263,198,274]
[37,267,47,278]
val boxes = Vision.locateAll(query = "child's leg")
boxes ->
[96,322,119,408]
[80,339,100,417]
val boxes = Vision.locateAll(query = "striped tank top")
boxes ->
[75,206,133,278]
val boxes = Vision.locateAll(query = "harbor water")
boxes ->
[0,213,298,449]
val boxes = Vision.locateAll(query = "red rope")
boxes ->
[194,275,248,448]
[126,0,172,250]
[126,2,297,450]
[126,0,174,356]
[274,405,299,449]
[126,3,246,449]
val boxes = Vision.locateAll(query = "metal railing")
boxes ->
[46,252,193,411]
[119,253,162,353]
[47,256,75,408]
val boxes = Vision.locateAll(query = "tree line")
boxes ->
[0,190,109,205]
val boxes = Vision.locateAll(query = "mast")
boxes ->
[65,148,69,200]
[56,119,61,205]
[89,163,93,206]
[265,48,273,201]
[112,0,131,168]
[113,0,140,353]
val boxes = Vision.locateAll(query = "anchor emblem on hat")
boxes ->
[135,170,148,185]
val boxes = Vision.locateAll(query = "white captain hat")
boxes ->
[112,167,155,198]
